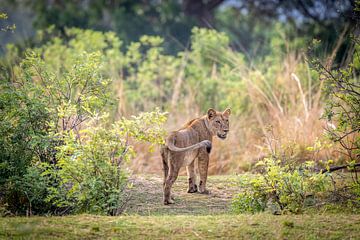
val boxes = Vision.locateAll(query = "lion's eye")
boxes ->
[216,120,221,124]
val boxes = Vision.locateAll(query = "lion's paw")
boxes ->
[164,198,175,205]
[187,184,198,193]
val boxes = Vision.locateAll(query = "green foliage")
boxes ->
[310,38,360,192]
[34,27,123,75]
[311,39,360,159]
[124,35,180,111]
[20,50,111,130]
[0,30,168,215]
[0,12,16,33]
[0,68,52,214]
[42,111,167,215]
[351,182,360,204]
[185,27,246,111]
[0,40,112,178]
[22,1,195,52]
[4,0,352,60]
[26,27,247,113]
[5,27,319,117]
[115,109,168,145]
[232,174,267,214]
[190,27,232,67]
[12,166,54,215]
[232,158,331,214]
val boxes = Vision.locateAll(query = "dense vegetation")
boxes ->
[0,33,168,215]
[0,0,359,227]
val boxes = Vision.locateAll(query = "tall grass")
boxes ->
[130,49,342,175]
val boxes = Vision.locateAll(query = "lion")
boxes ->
[160,108,231,205]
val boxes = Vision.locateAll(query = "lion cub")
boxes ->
[160,108,231,205]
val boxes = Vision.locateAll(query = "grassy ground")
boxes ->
[1,175,360,239]
[2,214,360,239]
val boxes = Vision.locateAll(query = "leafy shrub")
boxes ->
[42,110,167,215]
[232,174,267,214]
[12,166,54,215]
[351,182,360,203]
[310,37,360,200]
[20,50,111,130]
[317,43,360,161]
[0,66,52,214]
[1,26,172,215]
[232,158,331,214]
[0,47,113,212]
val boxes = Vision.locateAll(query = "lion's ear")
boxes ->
[207,108,216,119]
[223,108,231,118]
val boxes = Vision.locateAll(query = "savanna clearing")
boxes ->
[1,175,360,240]
[1,2,360,239]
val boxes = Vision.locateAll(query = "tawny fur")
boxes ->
[161,108,231,205]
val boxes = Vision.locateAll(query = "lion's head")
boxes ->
[207,108,231,139]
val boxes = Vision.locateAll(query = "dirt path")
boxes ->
[124,175,241,215]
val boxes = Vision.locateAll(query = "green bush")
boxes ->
[12,166,54,215]
[42,110,167,215]
[310,38,360,202]
[232,158,331,214]
[0,47,113,211]
[0,31,170,215]
[0,66,52,214]
[309,38,360,160]
[232,174,267,214]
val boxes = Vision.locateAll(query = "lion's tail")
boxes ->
[166,135,212,153]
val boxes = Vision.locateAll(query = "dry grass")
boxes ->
[128,51,344,175]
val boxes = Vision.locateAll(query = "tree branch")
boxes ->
[320,163,360,173]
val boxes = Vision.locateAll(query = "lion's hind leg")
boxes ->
[186,160,198,193]
[163,158,180,205]
[161,146,169,187]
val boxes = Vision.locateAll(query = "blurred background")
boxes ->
[1,0,357,175]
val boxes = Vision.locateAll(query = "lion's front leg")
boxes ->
[198,151,210,194]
